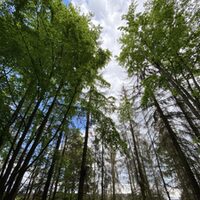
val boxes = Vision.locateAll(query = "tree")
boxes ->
[0,1,110,199]
[118,0,200,199]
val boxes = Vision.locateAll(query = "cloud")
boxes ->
[71,0,145,98]
[69,0,147,194]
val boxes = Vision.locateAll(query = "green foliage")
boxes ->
[118,0,200,107]
[0,0,112,199]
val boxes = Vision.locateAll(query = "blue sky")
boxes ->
[63,0,70,5]
[60,1,181,197]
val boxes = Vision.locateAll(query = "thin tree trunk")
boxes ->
[41,131,63,200]
[0,97,42,198]
[3,112,54,197]
[3,83,63,200]
[0,97,33,178]
[126,158,135,199]
[101,140,105,200]
[127,138,140,193]
[51,134,68,200]
[23,165,38,200]
[129,120,150,200]
[153,95,200,200]
[77,108,90,200]
[111,149,116,200]
[174,96,200,139]
[0,100,31,180]
[135,133,152,199]
[3,84,30,132]
[155,62,200,119]
[143,113,172,200]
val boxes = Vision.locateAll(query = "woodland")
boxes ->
[0,0,199,200]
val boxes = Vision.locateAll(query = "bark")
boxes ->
[143,114,171,200]
[23,165,37,200]
[3,111,54,197]
[0,111,25,178]
[136,133,152,199]
[174,96,200,139]
[2,83,63,200]
[0,97,42,198]
[153,95,200,200]
[101,141,105,200]
[0,98,32,178]
[77,108,90,200]
[111,149,116,200]
[32,160,50,200]
[129,121,148,200]
[51,134,68,200]
[154,62,200,119]
[42,131,63,200]
[3,84,30,131]
[126,158,135,199]
[127,136,140,192]
[122,88,149,199]
[4,80,79,199]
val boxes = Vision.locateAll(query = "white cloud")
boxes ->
[71,0,145,98]
[67,2,182,198]
[70,0,149,194]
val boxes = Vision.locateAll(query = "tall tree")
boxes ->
[118,0,200,199]
[0,1,111,199]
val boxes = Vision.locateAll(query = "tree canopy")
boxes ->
[0,0,199,200]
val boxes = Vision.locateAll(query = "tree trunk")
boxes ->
[129,121,148,200]
[153,95,200,200]
[0,97,42,198]
[154,62,200,119]
[126,158,135,199]
[3,85,30,132]
[0,97,34,178]
[101,140,105,200]
[51,134,68,200]
[174,96,200,139]
[2,83,63,200]
[77,109,90,200]
[143,114,172,200]
[111,149,116,200]
[41,131,62,200]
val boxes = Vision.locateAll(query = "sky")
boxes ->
[62,1,180,198]
[63,0,145,98]
[64,0,146,194]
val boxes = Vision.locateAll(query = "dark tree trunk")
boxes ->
[129,121,148,200]
[0,97,34,178]
[143,114,172,200]
[77,109,90,200]
[153,95,200,200]
[42,131,63,200]
[3,85,30,132]
[126,158,135,199]
[174,96,200,139]
[23,165,37,200]
[0,97,42,198]
[2,83,63,200]
[51,134,68,200]
[101,140,105,200]
[111,150,116,200]
[136,133,152,199]
[154,62,200,119]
